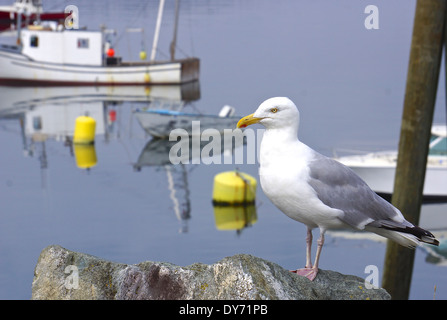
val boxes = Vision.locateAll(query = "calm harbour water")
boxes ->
[0,0,446,300]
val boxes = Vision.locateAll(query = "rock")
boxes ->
[31,245,390,300]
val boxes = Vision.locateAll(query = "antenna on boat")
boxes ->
[170,0,180,61]
[150,0,165,62]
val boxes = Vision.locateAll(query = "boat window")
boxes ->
[77,38,89,49]
[429,135,447,155]
[30,35,38,48]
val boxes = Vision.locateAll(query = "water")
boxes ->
[0,0,446,300]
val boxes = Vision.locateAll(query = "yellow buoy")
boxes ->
[140,50,147,60]
[143,72,150,83]
[212,171,257,205]
[73,143,97,169]
[73,115,96,144]
[213,204,257,231]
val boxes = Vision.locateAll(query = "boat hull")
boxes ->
[134,110,239,138]
[0,48,199,85]
[341,164,447,199]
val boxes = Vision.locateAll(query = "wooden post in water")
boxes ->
[445,7,447,120]
[382,0,446,300]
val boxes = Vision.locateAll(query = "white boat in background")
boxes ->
[134,105,240,138]
[0,0,199,85]
[336,125,447,199]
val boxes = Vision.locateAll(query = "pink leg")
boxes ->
[304,228,312,268]
[291,228,313,277]
[292,229,325,281]
[313,232,325,270]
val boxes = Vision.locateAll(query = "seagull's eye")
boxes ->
[270,107,278,113]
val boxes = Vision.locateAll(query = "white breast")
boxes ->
[259,132,343,229]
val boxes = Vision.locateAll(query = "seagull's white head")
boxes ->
[237,97,300,130]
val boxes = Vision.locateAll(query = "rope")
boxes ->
[234,168,256,205]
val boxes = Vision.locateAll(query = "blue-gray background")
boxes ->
[0,0,446,299]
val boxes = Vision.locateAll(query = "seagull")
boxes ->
[237,97,439,281]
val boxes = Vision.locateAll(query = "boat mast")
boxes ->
[150,0,165,62]
[170,0,180,61]
[16,7,22,47]
[36,0,42,25]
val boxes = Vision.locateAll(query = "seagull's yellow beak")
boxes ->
[236,113,263,128]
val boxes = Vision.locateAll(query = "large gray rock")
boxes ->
[31,245,390,300]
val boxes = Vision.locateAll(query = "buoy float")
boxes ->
[107,47,115,57]
[212,171,257,206]
[73,115,96,144]
[213,204,257,231]
[73,144,97,169]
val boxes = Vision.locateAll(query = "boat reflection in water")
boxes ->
[0,82,199,175]
[0,81,255,233]
[0,85,113,176]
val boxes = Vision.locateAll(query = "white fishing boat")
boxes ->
[335,125,447,199]
[134,105,240,138]
[0,0,199,85]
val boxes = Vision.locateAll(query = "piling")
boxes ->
[382,0,446,300]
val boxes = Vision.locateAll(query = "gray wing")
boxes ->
[307,151,407,230]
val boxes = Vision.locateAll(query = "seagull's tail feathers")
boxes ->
[366,220,439,248]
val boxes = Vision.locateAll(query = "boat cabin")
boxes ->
[21,28,103,66]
